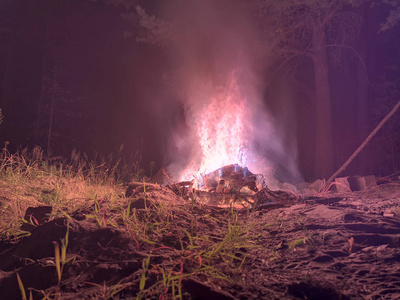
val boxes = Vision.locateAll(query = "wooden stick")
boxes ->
[325,99,400,189]
[128,181,162,189]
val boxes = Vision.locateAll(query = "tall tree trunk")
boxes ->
[47,73,56,156]
[312,27,334,179]
[0,33,13,109]
[356,10,369,174]
[33,21,48,144]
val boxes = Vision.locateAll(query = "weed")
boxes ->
[16,273,31,300]
[285,237,306,251]
[129,206,259,299]
[84,281,125,300]
[139,254,152,291]
[52,220,75,296]
[41,189,60,205]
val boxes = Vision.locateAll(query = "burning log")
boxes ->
[126,181,165,197]
[188,164,298,208]
[180,164,265,207]
[198,164,259,193]
[125,164,297,209]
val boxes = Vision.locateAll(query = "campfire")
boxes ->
[145,162,295,210]
[143,69,300,208]
[177,164,261,207]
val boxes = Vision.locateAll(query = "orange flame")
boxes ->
[179,72,253,180]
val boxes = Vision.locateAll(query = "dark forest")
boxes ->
[1,0,400,181]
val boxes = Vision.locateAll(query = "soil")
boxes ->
[1,183,400,299]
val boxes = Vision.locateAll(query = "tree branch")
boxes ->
[326,44,374,87]
[325,99,400,189]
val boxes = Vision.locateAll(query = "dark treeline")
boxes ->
[0,0,399,181]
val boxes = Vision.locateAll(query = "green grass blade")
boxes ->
[53,241,61,282]
[16,273,27,300]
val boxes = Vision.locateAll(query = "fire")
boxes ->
[179,72,254,181]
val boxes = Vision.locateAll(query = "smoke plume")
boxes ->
[153,0,301,183]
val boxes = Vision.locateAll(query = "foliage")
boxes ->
[0,145,144,237]
[134,6,173,46]
[378,0,400,31]
[0,144,144,185]
[255,0,363,72]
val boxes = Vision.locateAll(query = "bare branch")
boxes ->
[135,6,173,46]
[326,44,374,87]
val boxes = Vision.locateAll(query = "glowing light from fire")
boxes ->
[180,72,254,180]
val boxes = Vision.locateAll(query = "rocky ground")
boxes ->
[1,183,400,299]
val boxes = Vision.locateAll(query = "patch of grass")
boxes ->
[84,281,126,300]
[0,144,143,238]
[40,188,61,205]
[118,205,259,299]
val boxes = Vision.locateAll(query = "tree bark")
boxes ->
[312,26,334,179]
[356,9,369,174]
[0,33,13,109]
[33,21,49,144]
[47,69,57,156]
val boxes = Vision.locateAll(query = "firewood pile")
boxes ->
[173,164,297,208]
[126,164,298,209]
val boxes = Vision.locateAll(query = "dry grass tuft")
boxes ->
[0,145,135,238]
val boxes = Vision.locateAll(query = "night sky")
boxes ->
[0,0,399,181]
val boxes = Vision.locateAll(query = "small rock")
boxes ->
[308,179,325,193]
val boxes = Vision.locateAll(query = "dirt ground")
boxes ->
[1,183,400,299]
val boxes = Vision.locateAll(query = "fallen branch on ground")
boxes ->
[326,99,400,189]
